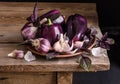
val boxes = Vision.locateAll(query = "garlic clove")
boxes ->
[74,41,84,48]
[63,42,73,52]
[66,48,78,54]
[69,42,74,51]
[53,33,75,53]
[91,47,106,57]
[8,52,15,57]
[8,49,24,59]
[53,41,63,52]
[24,51,36,62]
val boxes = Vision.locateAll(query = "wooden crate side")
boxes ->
[0,72,56,84]
[57,72,73,84]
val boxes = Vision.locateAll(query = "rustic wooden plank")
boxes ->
[0,21,98,43]
[0,72,56,84]
[0,2,98,42]
[0,2,96,11]
[0,44,109,72]
[57,72,73,84]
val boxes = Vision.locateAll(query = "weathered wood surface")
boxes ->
[0,44,109,72]
[57,72,73,84]
[0,72,56,84]
[0,2,98,42]
[0,2,110,72]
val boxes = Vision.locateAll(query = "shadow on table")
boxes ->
[73,27,120,84]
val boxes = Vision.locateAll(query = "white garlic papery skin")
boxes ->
[22,26,37,39]
[53,34,75,53]
[91,47,106,57]
[24,51,36,62]
[8,50,24,59]
[74,41,84,48]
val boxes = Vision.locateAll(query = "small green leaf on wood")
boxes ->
[77,55,92,71]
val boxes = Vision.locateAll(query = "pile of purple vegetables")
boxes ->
[21,3,114,57]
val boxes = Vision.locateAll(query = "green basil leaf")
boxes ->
[78,56,91,71]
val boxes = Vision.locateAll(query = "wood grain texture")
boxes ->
[0,72,56,84]
[0,44,109,72]
[57,72,73,84]
[0,2,110,72]
[0,2,98,42]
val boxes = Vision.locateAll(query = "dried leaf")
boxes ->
[77,55,91,71]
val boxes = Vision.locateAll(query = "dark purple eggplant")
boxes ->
[39,19,63,45]
[37,10,65,25]
[37,10,60,22]
[66,14,87,41]
[66,15,74,40]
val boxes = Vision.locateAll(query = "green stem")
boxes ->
[48,19,52,25]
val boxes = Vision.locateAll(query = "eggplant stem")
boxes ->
[48,19,52,25]
[17,40,32,46]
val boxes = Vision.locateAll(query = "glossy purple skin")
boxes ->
[37,10,60,21]
[73,14,87,34]
[66,15,74,40]
[40,24,63,46]
[66,14,87,41]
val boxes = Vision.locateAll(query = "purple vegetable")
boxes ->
[66,14,87,41]
[21,22,37,40]
[21,2,38,40]
[66,15,74,40]
[39,19,63,45]
[37,10,60,22]
[31,38,51,54]
[37,10,65,26]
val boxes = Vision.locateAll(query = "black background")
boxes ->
[0,0,120,84]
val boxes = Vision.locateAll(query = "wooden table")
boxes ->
[0,2,110,84]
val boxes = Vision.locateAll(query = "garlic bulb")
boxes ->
[31,38,51,54]
[74,41,84,48]
[8,49,24,59]
[53,34,77,54]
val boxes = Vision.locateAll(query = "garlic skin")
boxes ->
[53,34,77,54]
[24,51,36,62]
[22,26,37,40]
[31,38,52,54]
[8,50,24,59]
[74,41,84,48]
[91,47,106,57]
